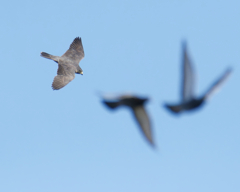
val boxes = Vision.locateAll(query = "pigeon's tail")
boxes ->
[41,52,59,63]
[103,101,120,109]
[164,104,182,114]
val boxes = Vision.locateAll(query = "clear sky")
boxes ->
[0,0,240,191]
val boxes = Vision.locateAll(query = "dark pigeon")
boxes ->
[102,94,154,147]
[41,37,84,90]
[165,42,232,114]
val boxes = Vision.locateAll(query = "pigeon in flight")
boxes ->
[102,94,154,147]
[165,42,232,114]
[41,37,84,90]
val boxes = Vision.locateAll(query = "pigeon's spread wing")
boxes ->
[132,106,154,146]
[61,37,85,65]
[182,42,195,102]
[52,64,75,90]
[203,68,232,100]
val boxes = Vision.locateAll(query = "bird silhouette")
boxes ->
[165,42,232,114]
[102,94,154,147]
[41,37,84,90]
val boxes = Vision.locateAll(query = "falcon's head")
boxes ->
[75,69,83,75]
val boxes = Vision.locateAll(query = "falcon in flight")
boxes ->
[102,94,154,147]
[41,37,85,90]
[165,41,232,114]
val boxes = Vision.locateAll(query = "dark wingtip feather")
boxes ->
[226,67,233,74]
[70,37,82,49]
[147,139,156,148]
[52,85,60,90]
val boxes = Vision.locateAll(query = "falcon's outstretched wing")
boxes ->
[61,37,85,66]
[52,64,76,90]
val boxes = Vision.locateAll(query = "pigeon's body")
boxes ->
[165,98,204,113]
[102,95,154,147]
[165,42,231,114]
[41,37,84,90]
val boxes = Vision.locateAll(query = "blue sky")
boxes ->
[0,0,240,191]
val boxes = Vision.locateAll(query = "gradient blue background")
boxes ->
[0,0,239,191]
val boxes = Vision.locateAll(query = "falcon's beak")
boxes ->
[80,71,83,75]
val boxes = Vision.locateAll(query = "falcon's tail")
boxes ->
[41,52,59,63]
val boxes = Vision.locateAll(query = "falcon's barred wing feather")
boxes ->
[182,42,195,102]
[61,37,85,65]
[132,106,154,146]
[52,64,76,90]
[203,68,232,100]
[52,75,75,90]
